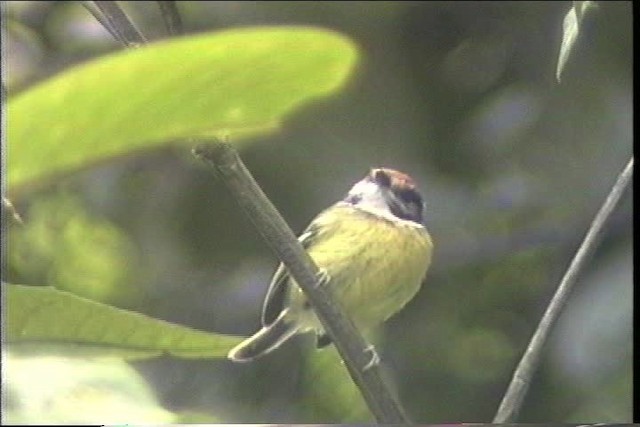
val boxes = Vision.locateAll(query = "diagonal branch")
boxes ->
[85,1,147,47]
[81,1,120,44]
[192,140,410,424]
[493,156,633,423]
[157,1,183,36]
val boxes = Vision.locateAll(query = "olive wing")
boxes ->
[260,223,320,326]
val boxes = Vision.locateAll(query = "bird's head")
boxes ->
[343,168,425,225]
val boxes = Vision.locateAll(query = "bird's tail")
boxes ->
[228,308,300,362]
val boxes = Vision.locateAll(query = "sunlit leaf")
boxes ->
[8,26,359,190]
[6,284,243,359]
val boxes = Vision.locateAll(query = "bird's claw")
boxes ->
[362,344,380,371]
[315,268,331,288]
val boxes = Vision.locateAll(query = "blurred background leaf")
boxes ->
[300,341,374,422]
[8,192,140,304]
[3,352,179,424]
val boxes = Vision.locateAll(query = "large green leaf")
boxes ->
[6,284,243,359]
[8,26,358,190]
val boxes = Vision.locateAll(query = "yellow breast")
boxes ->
[290,204,433,331]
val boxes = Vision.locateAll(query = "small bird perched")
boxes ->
[228,168,433,362]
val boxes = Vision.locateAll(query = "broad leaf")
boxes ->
[6,284,243,359]
[8,26,358,190]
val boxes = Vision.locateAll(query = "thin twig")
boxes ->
[81,1,120,43]
[2,197,24,227]
[493,156,633,423]
[192,141,410,424]
[157,1,183,35]
[91,1,147,47]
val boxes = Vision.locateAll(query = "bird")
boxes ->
[228,167,433,362]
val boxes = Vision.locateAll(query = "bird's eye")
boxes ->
[372,170,391,187]
[397,188,422,206]
[344,193,362,205]
[393,188,424,223]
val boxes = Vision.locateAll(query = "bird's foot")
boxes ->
[362,344,380,371]
[315,268,331,288]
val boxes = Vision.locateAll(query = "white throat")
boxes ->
[342,180,423,228]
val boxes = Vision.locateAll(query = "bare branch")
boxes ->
[157,1,183,35]
[493,156,633,422]
[2,197,24,227]
[81,1,120,43]
[86,1,147,47]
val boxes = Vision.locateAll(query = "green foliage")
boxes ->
[301,347,372,422]
[6,26,359,361]
[448,328,515,383]
[173,410,221,424]
[6,284,243,359]
[7,26,358,190]
[8,193,139,304]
